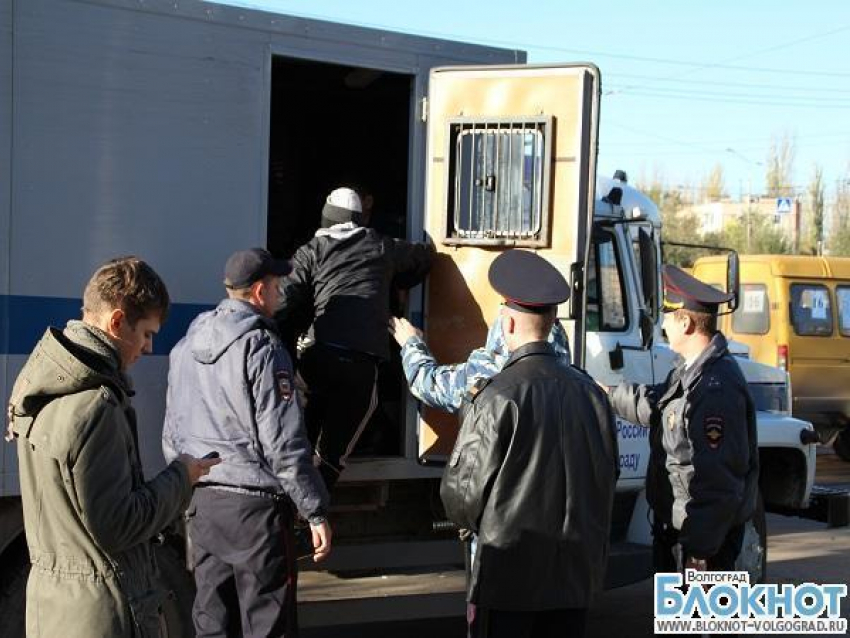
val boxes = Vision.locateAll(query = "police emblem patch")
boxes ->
[275,370,293,402]
[667,410,676,430]
[704,416,724,449]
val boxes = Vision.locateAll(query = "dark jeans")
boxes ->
[468,606,588,638]
[189,488,298,638]
[299,343,378,492]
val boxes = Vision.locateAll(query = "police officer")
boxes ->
[440,249,618,638]
[389,315,571,414]
[163,248,331,637]
[610,265,759,573]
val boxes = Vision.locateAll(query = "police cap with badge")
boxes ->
[661,264,735,315]
[488,249,570,313]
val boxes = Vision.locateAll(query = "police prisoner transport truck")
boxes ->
[0,0,818,634]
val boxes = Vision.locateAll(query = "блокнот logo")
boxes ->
[654,570,847,635]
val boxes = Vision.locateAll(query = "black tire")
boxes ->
[833,428,850,462]
[735,491,767,583]
[0,535,29,638]
[156,543,197,638]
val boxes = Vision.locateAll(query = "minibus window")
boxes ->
[837,286,850,337]
[732,284,770,335]
[790,284,833,337]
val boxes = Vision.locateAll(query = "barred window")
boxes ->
[445,118,551,246]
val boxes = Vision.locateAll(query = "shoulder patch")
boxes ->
[704,415,724,449]
[464,377,491,404]
[275,369,293,402]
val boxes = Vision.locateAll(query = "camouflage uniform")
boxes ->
[400,319,571,414]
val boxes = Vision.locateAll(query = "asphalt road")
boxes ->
[303,450,850,638]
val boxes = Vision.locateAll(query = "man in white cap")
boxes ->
[276,187,434,493]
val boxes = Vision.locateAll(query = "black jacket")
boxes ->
[276,223,433,360]
[441,342,618,611]
[611,332,759,559]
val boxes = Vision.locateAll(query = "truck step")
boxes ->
[810,484,850,528]
[299,568,466,627]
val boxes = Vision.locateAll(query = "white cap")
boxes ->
[326,187,362,213]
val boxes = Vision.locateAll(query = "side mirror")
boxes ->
[638,228,659,322]
[568,261,582,321]
[640,309,654,349]
[727,251,740,312]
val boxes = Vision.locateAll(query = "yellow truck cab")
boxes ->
[692,255,850,460]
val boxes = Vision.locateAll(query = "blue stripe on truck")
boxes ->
[0,295,214,356]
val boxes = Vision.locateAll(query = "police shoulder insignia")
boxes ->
[465,377,490,402]
[704,415,724,449]
[667,410,676,430]
[275,370,293,402]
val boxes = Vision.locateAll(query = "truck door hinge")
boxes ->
[420,96,428,123]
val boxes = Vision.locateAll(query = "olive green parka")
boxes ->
[7,321,192,638]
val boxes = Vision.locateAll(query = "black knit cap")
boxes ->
[662,264,734,314]
[488,249,570,314]
[224,248,291,289]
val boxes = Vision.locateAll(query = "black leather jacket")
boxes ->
[276,223,433,360]
[441,342,618,610]
[611,332,759,559]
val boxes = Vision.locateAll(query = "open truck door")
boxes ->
[418,64,601,462]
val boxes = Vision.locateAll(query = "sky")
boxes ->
[212,0,850,203]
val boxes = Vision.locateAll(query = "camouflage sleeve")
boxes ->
[549,319,571,363]
[400,336,468,414]
[400,335,503,415]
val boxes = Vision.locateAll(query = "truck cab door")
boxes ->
[417,64,600,462]
[584,222,655,482]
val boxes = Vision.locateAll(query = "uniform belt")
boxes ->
[196,482,290,503]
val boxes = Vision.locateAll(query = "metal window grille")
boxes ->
[446,117,551,245]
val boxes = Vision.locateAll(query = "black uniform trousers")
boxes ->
[299,343,379,493]
[468,606,588,638]
[652,517,745,572]
[189,487,298,638]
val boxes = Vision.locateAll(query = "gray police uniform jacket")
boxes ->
[400,318,571,414]
[163,298,328,522]
[611,332,758,559]
[441,342,618,610]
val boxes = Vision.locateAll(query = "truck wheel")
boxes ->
[833,429,850,462]
[735,492,767,583]
[0,535,29,638]
[156,544,196,638]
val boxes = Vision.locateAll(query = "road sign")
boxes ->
[776,197,793,214]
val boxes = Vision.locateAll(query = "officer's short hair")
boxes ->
[83,256,170,326]
[674,308,716,336]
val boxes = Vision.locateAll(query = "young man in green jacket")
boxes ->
[6,257,219,638]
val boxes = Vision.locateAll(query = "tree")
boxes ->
[828,170,850,256]
[723,207,791,255]
[764,132,796,198]
[804,164,825,255]
[702,163,726,202]
[654,188,703,268]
